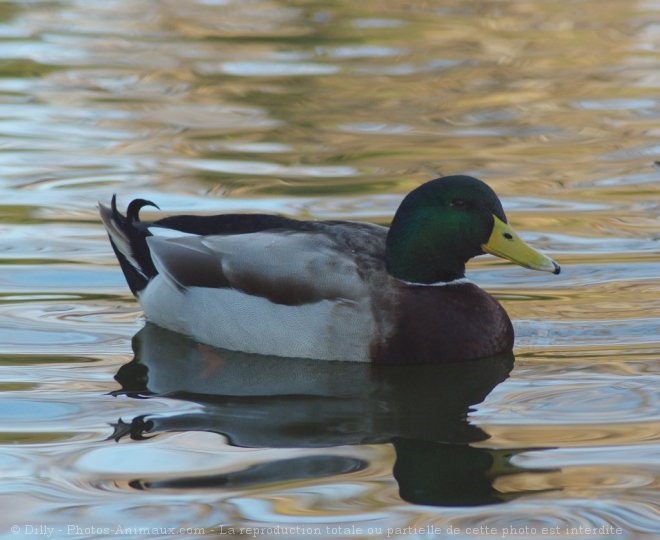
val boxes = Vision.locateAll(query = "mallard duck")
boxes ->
[100,175,559,364]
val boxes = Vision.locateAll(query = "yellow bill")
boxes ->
[482,215,560,274]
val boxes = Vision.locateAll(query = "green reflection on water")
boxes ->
[0,432,76,444]
[0,355,98,366]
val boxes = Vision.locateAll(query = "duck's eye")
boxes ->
[450,199,470,209]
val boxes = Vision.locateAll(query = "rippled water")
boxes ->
[1,0,659,538]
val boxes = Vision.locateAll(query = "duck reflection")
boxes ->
[112,324,554,506]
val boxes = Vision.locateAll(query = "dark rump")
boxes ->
[153,213,318,236]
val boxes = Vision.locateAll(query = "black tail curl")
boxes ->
[126,198,160,223]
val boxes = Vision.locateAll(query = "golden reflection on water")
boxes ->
[478,423,660,448]
[0,0,659,537]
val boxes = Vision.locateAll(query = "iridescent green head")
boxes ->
[385,175,560,284]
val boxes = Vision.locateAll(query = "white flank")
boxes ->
[138,276,374,362]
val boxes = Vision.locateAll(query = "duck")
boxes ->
[100,175,559,364]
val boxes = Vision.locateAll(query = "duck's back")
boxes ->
[100,198,396,361]
[142,221,393,362]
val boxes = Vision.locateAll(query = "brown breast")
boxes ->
[371,282,513,364]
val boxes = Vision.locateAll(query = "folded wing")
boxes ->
[146,230,368,306]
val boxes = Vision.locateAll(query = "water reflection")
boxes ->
[112,324,554,507]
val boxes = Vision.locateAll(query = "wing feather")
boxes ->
[147,231,367,306]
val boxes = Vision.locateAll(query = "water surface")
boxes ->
[0,0,659,538]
